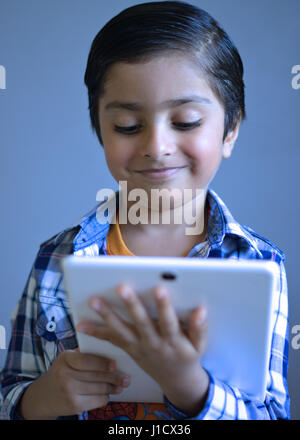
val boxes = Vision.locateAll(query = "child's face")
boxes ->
[98,54,239,200]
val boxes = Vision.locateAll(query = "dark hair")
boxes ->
[84,0,246,146]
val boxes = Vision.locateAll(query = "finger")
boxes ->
[75,380,126,396]
[63,350,116,373]
[153,286,181,339]
[77,321,113,342]
[86,297,137,344]
[115,284,159,343]
[77,320,136,351]
[188,306,208,352]
[70,369,131,388]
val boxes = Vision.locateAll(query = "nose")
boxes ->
[139,123,177,159]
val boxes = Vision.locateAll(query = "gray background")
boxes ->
[0,0,299,419]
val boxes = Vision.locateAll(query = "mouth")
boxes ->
[134,166,187,180]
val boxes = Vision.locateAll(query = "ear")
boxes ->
[222,116,241,159]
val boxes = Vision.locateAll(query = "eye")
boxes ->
[113,120,202,135]
[174,120,202,130]
[113,124,142,135]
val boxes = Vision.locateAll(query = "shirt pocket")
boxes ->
[36,293,78,369]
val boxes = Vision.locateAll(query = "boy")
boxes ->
[0,1,289,420]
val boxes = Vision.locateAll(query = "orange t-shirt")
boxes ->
[106,213,196,257]
[88,208,210,420]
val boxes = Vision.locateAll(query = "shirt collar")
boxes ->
[72,187,262,257]
[206,188,262,257]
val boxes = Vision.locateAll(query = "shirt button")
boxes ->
[46,320,56,332]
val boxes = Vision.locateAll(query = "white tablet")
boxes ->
[60,255,278,403]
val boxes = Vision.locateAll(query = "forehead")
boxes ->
[99,54,219,112]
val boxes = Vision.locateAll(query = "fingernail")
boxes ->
[122,376,130,387]
[76,323,88,332]
[197,308,207,325]
[114,386,123,394]
[156,286,167,299]
[91,298,102,311]
[119,285,132,300]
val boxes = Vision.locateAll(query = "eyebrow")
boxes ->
[104,95,212,112]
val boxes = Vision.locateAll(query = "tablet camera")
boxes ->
[160,272,177,281]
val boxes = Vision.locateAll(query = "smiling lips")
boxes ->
[134,166,187,179]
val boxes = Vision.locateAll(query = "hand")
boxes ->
[19,350,131,419]
[77,284,209,415]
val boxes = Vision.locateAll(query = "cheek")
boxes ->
[100,122,128,172]
[183,124,224,181]
[188,135,222,168]
[103,140,133,180]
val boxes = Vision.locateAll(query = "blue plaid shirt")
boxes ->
[0,188,290,419]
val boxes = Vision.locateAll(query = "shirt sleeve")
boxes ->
[164,258,290,420]
[0,258,47,420]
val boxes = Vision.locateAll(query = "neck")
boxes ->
[118,189,209,240]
